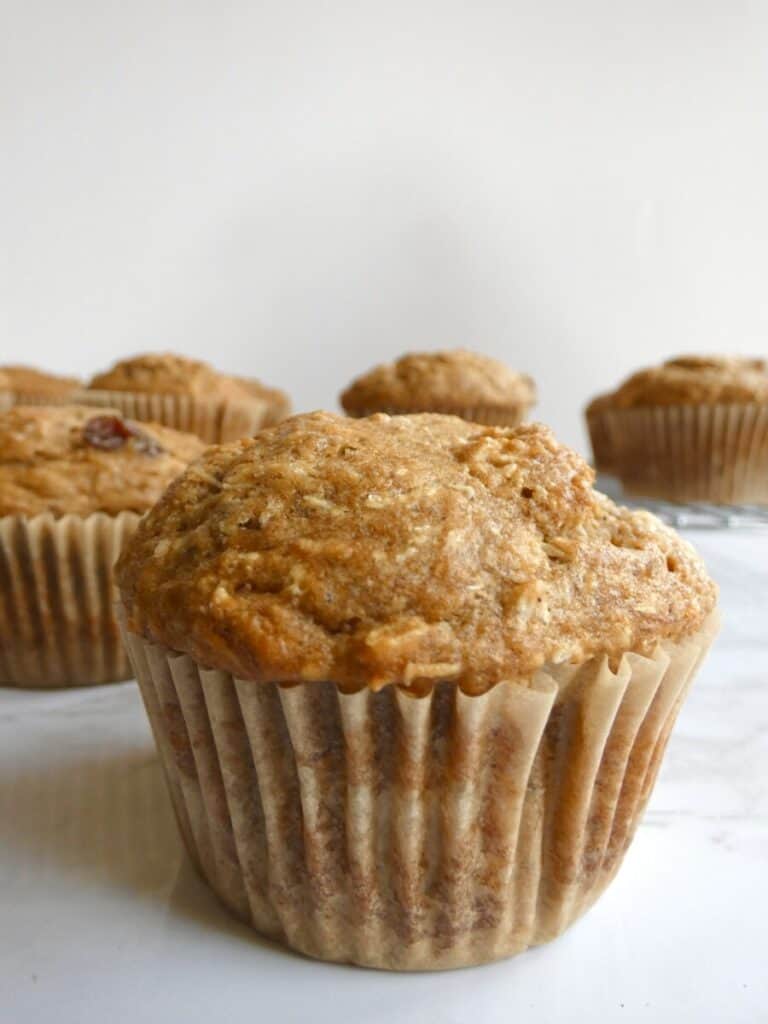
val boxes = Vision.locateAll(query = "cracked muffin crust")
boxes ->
[340,349,536,422]
[118,411,716,694]
[0,405,205,517]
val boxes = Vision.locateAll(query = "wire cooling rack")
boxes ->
[595,475,768,530]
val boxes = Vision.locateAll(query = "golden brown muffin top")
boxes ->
[88,352,253,400]
[117,411,716,695]
[0,405,205,518]
[340,350,536,414]
[1,364,80,395]
[601,355,768,408]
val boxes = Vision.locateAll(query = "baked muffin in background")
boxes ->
[118,411,717,970]
[340,349,536,426]
[585,391,617,474]
[78,352,290,443]
[586,355,768,504]
[0,364,80,406]
[0,405,204,688]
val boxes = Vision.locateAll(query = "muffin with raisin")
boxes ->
[0,405,204,687]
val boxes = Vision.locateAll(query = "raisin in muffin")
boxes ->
[586,355,768,503]
[78,352,289,442]
[0,405,204,687]
[118,411,717,970]
[341,349,536,426]
[1,364,80,406]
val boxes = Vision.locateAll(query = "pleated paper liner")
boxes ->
[586,408,616,475]
[0,512,139,688]
[72,390,275,444]
[346,403,532,428]
[122,612,718,970]
[9,389,79,407]
[605,403,768,505]
[0,391,13,413]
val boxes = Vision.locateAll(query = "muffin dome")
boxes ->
[606,355,768,408]
[0,405,205,517]
[118,412,715,694]
[340,349,535,416]
[88,352,252,400]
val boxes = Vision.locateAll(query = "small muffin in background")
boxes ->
[586,355,768,504]
[1,364,80,406]
[340,349,536,426]
[78,352,289,443]
[118,411,717,970]
[0,405,204,688]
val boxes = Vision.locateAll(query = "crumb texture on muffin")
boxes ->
[341,349,536,413]
[88,352,253,400]
[1,365,80,394]
[118,411,716,694]
[0,405,205,517]
[602,355,768,408]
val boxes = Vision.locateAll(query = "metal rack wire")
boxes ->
[595,475,768,530]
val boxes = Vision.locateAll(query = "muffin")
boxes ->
[0,405,204,688]
[1,364,80,406]
[341,349,536,426]
[117,411,717,970]
[587,355,768,504]
[77,352,289,443]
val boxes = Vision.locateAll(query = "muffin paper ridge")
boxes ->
[0,511,139,687]
[122,613,718,970]
[72,389,274,444]
[604,403,768,504]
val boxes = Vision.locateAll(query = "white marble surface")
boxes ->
[1,530,766,1023]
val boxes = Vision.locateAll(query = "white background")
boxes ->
[3,0,768,451]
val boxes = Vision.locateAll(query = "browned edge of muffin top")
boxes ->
[0,405,205,517]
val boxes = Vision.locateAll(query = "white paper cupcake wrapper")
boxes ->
[72,390,274,444]
[346,403,532,428]
[123,612,717,969]
[605,403,768,504]
[0,512,139,687]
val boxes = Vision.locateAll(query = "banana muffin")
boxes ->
[0,405,204,687]
[118,411,717,970]
[1,364,80,405]
[78,352,289,442]
[341,349,536,426]
[586,355,768,504]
